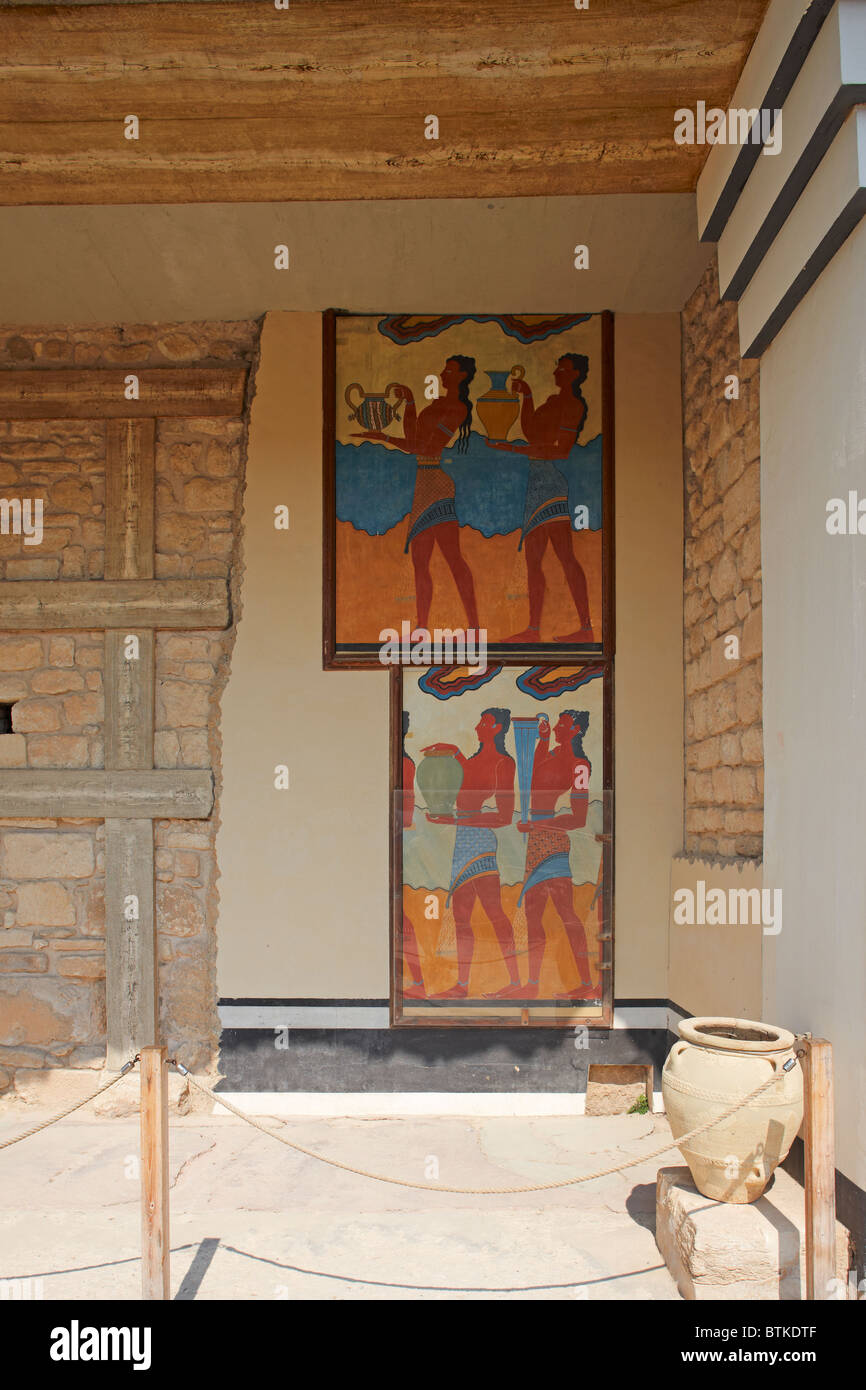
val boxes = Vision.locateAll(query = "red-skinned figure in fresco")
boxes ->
[485,354,593,643]
[353,356,480,633]
[504,709,598,1001]
[401,711,426,1000]
[422,708,520,999]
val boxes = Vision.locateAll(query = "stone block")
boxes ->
[1,832,94,879]
[711,767,733,803]
[708,549,738,602]
[694,737,720,772]
[153,729,180,767]
[182,662,216,682]
[0,637,42,670]
[741,726,764,764]
[735,663,762,726]
[157,884,206,937]
[11,699,61,733]
[160,635,211,661]
[56,955,105,980]
[723,461,761,541]
[184,478,236,513]
[5,559,60,580]
[157,513,207,552]
[48,638,75,667]
[0,952,49,974]
[30,670,84,694]
[52,481,93,513]
[585,1064,651,1115]
[16,881,75,927]
[0,679,28,702]
[75,645,103,669]
[656,1166,851,1300]
[28,734,89,768]
[156,680,210,728]
[61,693,103,726]
[179,729,209,766]
[0,734,26,768]
[0,976,102,1046]
[742,606,762,662]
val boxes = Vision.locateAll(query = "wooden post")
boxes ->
[105,419,157,1067]
[800,1037,835,1300]
[140,1045,170,1301]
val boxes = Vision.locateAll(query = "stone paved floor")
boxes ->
[0,1104,681,1301]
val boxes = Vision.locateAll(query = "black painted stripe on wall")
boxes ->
[743,186,866,356]
[702,0,837,244]
[723,85,866,302]
[217,1026,671,1095]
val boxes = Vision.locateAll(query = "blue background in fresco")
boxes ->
[336,433,603,537]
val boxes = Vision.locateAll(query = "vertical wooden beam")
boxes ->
[801,1038,836,1300]
[105,630,154,769]
[140,1044,170,1301]
[104,418,158,1063]
[105,820,156,1069]
[105,419,155,579]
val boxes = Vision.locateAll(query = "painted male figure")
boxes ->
[423,708,521,999]
[508,709,598,1001]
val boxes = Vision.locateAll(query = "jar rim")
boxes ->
[677,1015,796,1052]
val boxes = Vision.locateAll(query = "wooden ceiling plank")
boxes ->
[0,0,769,204]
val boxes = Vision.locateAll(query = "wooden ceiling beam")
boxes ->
[0,0,769,204]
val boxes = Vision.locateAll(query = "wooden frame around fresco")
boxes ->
[389,660,614,1028]
[322,309,615,669]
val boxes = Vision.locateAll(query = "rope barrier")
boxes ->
[175,1058,799,1196]
[0,1051,802,1200]
[0,1055,139,1151]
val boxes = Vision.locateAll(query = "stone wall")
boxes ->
[0,321,260,1093]
[682,258,763,860]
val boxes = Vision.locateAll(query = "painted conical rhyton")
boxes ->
[662,1017,803,1203]
[415,751,463,820]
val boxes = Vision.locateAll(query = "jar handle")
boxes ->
[345,382,365,413]
[384,382,405,416]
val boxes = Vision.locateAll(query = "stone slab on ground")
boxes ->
[656,1165,852,1300]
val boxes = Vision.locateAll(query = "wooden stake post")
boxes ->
[800,1037,835,1300]
[140,1045,170,1301]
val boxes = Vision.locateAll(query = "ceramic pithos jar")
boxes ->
[662,1017,803,1204]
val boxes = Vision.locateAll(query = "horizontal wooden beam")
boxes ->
[0,367,247,418]
[0,770,214,820]
[0,0,768,204]
[0,578,230,630]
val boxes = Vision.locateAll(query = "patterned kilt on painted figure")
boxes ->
[404,457,459,552]
[519,459,571,550]
[446,822,500,906]
[518,809,572,903]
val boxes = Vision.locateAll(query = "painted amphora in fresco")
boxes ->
[345,382,404,433]
[475,366,525,441]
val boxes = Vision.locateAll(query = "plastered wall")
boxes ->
[216,311,684,1003]
[760,217,866,1191]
